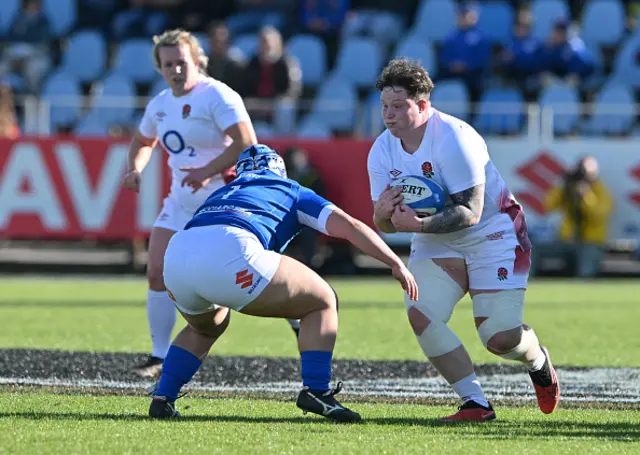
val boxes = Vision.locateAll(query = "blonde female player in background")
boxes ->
[123,29,300,378]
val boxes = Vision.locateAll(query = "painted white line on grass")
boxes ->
[1,368,638,403]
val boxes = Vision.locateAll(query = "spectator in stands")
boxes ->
[0,84,21,139]
[242,26,301,122]
[225,0,297,36]
[299,0,349,66]
[111,0,180,40]
[0,0,53,93]
[79,0,125,30]
[500,10,542,96]
[438,1,491,101]
[538,18,595,82]
[542,156,613,278]
[282,146,326,269]
[206,21,246,94]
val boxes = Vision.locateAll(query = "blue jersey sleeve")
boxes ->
[296,186,336,234]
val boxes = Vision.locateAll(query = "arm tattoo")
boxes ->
[420,184,485,234]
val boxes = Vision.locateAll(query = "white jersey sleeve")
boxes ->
[138,97,158,139]
[436,128,488,195]
[209,84,251,132]
[367,137,392,201]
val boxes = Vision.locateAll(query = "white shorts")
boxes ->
[163,225,281,314]
[410,223,531,291]
[152,196,194,232]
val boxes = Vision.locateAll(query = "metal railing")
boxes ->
[13,95,640,141]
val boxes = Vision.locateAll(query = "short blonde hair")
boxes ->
[152,29,209,73]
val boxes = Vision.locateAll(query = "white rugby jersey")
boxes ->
[139,76,251,214]
[367,108,528,256]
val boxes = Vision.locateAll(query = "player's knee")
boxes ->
[407,306,431,335]
[147,264,165,290]
[486,327,523,354]
[190,310,230,339]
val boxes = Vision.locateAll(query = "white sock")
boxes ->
[451,373,489,408]
[147,290,177,359]
[526,349,547,372]
[287,319,300,330]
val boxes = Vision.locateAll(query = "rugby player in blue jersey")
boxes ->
[148,144,418,422]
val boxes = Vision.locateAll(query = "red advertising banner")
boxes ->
[0,138,375,240]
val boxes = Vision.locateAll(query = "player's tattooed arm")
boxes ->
[420,184,485,234]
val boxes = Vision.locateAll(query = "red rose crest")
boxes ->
[497,267,509,281]
[421,161,434,178]
[182,104,191,119]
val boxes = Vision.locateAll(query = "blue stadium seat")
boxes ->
[297,116,332,138]
[231,34,258,59]
[253,121,275,139]
[334,37,382,87]
[309,77,357,131]
[74,113,110,137]
[0,73,27,92]
[531,0,569,41]
[430,80,470,120]
[584,82,635,135]
[361,90,384,138]
[40,70,82,129]
[286,34,327,87]
[582,0,624,48]
[89,73,136,126]
[61,30,106,83]
[476,88,525,135]
[611,35,640,89]
[539,82,580,135]
[0,0,19,36]
[477,1,514,45]
[413,0,457,42]
[342,10,404,48]
[43,0,76,37]
[112,39,156,84]
[273,99,296,135]
[192,32,211,57]
[393,34,438,77]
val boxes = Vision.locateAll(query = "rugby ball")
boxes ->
[390,175,446,217]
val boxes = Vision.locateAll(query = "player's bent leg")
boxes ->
[240,255,360,422]
[132,226,178,379]
[407,257,495,422]
[149,306,231,419]
[472,289,560,414]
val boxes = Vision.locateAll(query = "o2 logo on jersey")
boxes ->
[162,130,196,157]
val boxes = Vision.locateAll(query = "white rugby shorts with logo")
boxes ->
[163,225,281,314]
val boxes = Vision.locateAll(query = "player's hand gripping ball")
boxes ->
[390,175,446,217]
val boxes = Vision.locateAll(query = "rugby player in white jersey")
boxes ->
[367,58,560,421]
[122,29,300,378]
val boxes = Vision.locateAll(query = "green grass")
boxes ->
[1,277,639,367]
[1,393,639,455]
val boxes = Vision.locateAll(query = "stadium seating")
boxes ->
[477,1,514,45]
[476,87,525,135]
[539,81,580,135]
[584,82,635,135]
[60,31,106,83]
[297,116,332,139]
[341,10,405,48]
[430,80,470,120]
[611,34,640,89]
[74,112,110,137]
[87,73,137,127]
[333,37,383,87]
[149,78,169,98]
[231,34,258,59]
[112,39,157,84]
[40,70,82,129]
[412,0,458,42]
[531,0,570,41]
[0,0,19,36]
[393,34,438,77]
[286,35,327,87]
[581,0,625,48]
[253,121,275,139]
[308,77,357,131]
[43,0,76,37]
[362,90,384,138]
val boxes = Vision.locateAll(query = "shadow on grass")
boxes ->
[1,411,638,441]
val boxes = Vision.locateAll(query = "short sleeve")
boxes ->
[436,127,488,195]
[210,84,252,132]
[138,98,158,139]
[367,138,391,201]
[296,186,336,234]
